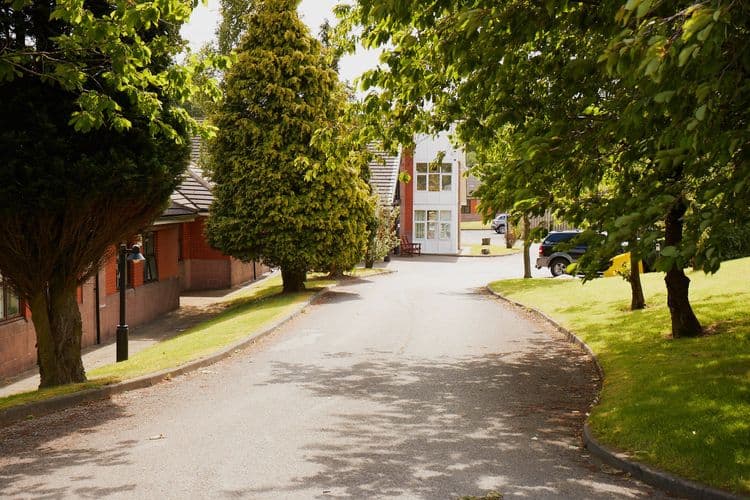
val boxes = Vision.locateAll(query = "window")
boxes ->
[0,275,21,321]
[416,163,453,192]
[414,210,452,240]
[143,232,158,283]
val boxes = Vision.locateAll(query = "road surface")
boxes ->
[0,255,662,499]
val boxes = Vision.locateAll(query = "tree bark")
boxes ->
[522,214,532,279]
[629,239,646,310]
[30,279,86,388]
[281,266,306,293]
[505,224,516,249]
[664,199,702,337]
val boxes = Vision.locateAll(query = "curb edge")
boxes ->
[0,287,328,428]
[486,285,746,500]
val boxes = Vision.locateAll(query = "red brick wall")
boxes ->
[0,317,36,379]
[157,225,179,279]
[182,259,230,291]
[184,218,227,260]
[230,259,270,288]
[98,278,180,344]
[400,148,414,239]
[105,253,117,296]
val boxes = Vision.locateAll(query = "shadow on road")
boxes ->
[234,338,655,499]
[0,400,137,497]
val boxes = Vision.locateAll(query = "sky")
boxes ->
[180,0,381,86]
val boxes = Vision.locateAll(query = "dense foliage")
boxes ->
[206,0,373,292]
[0,0,205,386]
[342,0,750,337]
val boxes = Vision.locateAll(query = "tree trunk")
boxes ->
[281,266,306,293]
[664,199,702,337]
[505,224,516,249]
[364,257,375,269]
[522,214,532,279]
[629,239,646,310]
[30,279,86,388]
[328,266,346,279]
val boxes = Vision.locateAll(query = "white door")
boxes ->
[414,209,454,254]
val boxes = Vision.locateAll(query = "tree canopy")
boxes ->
[342,0,750,337]
[206,0,373,292]
[0,0,212,386]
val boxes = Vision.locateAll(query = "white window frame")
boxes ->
[415,163,453,192]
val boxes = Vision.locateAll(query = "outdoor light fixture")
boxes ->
[116,243,145,362]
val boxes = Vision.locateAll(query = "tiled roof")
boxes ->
[190,135,202,165]
[368,144,400,206]
[171,164,213,214]
[161,200,197,219]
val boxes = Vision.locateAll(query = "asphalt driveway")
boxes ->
[0,256,663,498]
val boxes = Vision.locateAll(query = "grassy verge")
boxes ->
[460,221,492,230]
[464,244,518,256]
[489,257,750,495]
[0,269,390,412]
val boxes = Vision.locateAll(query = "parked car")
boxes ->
[536,230,587,277]
[491,213,508,234]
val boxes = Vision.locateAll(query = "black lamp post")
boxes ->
[116,243,145,362]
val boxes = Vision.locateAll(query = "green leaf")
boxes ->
[678,44,697,67]
[636,0,652,19]
[660,246,678,257]
[624,0,641,11]
[697,23,713,42]
[653,91,675,103]
[695,105,707,121]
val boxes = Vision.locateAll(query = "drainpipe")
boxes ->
[94,272,101,344]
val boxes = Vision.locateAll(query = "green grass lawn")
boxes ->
[0,269,390,412]
[460,220,492,230]
[489,258,750,495]
[463,243,518,256]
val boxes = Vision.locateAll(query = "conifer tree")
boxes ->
[206,0,373,292]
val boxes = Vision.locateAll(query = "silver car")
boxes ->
[490,213,508,234]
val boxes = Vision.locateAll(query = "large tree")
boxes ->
[343,0,750,337]
[0,0,205,386]
[206,0,373,293]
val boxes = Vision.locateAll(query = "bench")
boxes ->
[400,236,421,256]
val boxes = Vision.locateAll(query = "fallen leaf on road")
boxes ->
[148,434,165,440]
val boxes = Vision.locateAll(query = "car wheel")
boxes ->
[549,258,569,277]
[496,225,505,234]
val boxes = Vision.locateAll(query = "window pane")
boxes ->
[143,232,158,282]
[426,222,437,239]
[440,222,451,240]
[429,163,440,173]
[441,174,452,191]
[0,287,4,320]
[414,210,426,222]
[428,174,440,191]
[427,210,438,221]
[416,174,427,191]
[6,292,19,317]
[440,163,452,173]
[440,211,452,222]
[415,222,426,239]
[416,163,428,173]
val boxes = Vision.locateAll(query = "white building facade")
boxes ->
[408,131,464,255]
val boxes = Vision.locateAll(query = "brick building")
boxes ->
[0,159,269,380]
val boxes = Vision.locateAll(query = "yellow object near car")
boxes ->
[603,252,643,277]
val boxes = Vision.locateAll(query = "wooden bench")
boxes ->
[400,236,421,256]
